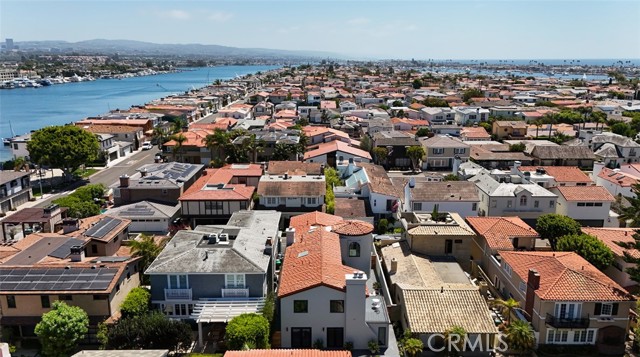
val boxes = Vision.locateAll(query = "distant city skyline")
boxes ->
[2,0,639,60]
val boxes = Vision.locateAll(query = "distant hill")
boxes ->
[15,39,340,59]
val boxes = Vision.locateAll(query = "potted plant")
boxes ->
[373,281,381,294]
[344,341,354,351]
[368,340,380,356]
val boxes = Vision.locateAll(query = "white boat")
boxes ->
[69,74,83,82]
[48,76,65,84]
[12,77,41,88]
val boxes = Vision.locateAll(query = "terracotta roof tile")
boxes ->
[304,141,372,160]
[179,165,261,201]
[519,166,592,183]
[555,186,614,201]
[466,217,538,251]
[582,227,640,259]
[598,167,639,187]
[499,251,631,301]
[290,212,343,238]
[331,220,374,236]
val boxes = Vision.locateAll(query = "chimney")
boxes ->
[408,177,415,188]
[320,164,325,175]
[390,258,398,274]
[524,269,540,320]
[345,271,367,349]
[511,160,522,175]
[119,174,130,188]
[62,218,80,234]
[69,245,84,262]
[140,168,148,177]
[286,227,296,246]
[452,155,462,175]
[345,158,356,177]
[592,161,605,179]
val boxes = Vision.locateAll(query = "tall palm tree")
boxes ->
[202,128,229,164]
[505,319,536,353]
[152,127,167,149]
[491,298,521,325]
[242,134,265,163]
[129,234,162,285]
[170,133,187,162]
[171,117,187,134]
[534,119,543,138]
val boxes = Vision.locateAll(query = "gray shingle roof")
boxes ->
[530,145,596,160]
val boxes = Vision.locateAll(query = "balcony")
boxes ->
[222,287,249,298]
[164,288,192,301]
[545,313,590,329]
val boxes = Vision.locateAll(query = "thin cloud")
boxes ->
[208,11,233,22]
[156,9,191,20]
[347,17,370,25]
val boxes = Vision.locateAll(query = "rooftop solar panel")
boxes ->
[85,217,122,239]
[0,267,117,292]
[49,238,85,259]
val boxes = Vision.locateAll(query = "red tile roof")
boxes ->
[290,211,343,238]
[519,166,592,183]
[598,167,639,187]
[304,141,372,160]
[499,251,631,301]
[466,217,538,251]
[225,350,351,357]
[582,227,640,259]
[278,229,356,298]
[179,165,261,201]
[331,220,374,236]
[555,186,614,201]
[164,128,212,147]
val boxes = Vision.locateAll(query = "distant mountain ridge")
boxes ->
[15,39,339,59]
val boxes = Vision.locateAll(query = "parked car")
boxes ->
[142,141,153,150]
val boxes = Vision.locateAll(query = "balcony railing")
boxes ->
[164,288,192,301]
[545,313,590,329]
[222,287,249,298]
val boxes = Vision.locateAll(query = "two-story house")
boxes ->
[582,227,638,289]
[492,121,528,140]
[338,162,401,219]
[594,164,639,199]
[371,131,420,170]
[529,146,596,169]
[470,169,557,227]
[419,135,470,171]
[304,141,372,167]
[0,171,32,215]
[420,107,455,125]
[179,165,262,226]
[146,210,281,348]
[553,186,616,227]
[590,132,640,167]
[488,251,634,355]
[517,165,593,188]
[402,180,480,218]
[454,107,490,125]
[256,173,325,217]
[280,216,391,351]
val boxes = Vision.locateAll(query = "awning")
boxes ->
[191,298,265,323]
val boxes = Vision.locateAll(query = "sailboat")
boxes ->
[3,120,16,145]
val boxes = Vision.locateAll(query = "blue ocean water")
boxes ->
[0,65,278,161]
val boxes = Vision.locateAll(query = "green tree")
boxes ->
[372,147,388,166]
[225,313,270,350]
[260,292,275,324]
[152,126,168,149]
[105,312,192,352]
[35,301,89,357]
[505,319,535,353]
[120,287,151,319]
[416,127,431,137]
[377,218,389,234]
[53,196,101,218]
[462,88,484,102]
[509,143,526,152]
[324,167,340,214]
[611,122,636,138]
[422,98,449,107]
[403,338,424,357]
[74,183,106,202]
[444,325,467,354]
[27,126,99,181]
[534,119,543,138]
[203,128,230,163]
[129,234,162,284]
[443,174,459,181]
[242,134,265,163]
[535,214,582,249]
[620,183,640,227]
[169,133,187,162]
[272,142,295,161]
[359,135,373,152]
[412,78,423,89]
[491,298,521,325]
[557,234,614,270]
[407,146,425,172]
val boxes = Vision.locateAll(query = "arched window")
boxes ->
[349,242,360,257]
[519,195,527,206]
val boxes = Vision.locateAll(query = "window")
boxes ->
[472,202,477,211]
[7,296,16,308]
[503,263,512,276]
[225,274,245,288]
[519,282,526,293]
[413,202,422,211]
[330,300,344,313]
[41,295,50,308]
[266,197,277,205]
[378,327,387,346]
[349,242,360,257]
[507,200,512,208]
[519,195,527,206]
[549,200,555,208]
[169,275,188,289]
[432,148,444,155]
[454,148,466,154]
[595,202,603,207]
[587,330,595,342]
[91,244,98,254]
[59,295,72,301]
[534,200,539,208]
[578,202,586,207]
[491,200,497,208]
[586,202,594,207]
[307,197,317,205]
[599,303,616,316]
[93,295,108,300]
[294,300,308,313]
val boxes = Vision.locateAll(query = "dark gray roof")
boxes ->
[530,145,596,160]
[409,181,479,202]
[106,201,180,219]
[145,210,281,274]
[0,171,30,185]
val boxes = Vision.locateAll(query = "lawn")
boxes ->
[73,168,99,178]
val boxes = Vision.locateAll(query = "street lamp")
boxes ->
[37,165,44,199]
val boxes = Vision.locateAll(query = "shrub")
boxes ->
[225,313,270,350]
[120,287,151,318]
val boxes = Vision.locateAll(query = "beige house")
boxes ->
[489,251,633,354]
[400,212,476,271]
[582,227,638,289]
[381,242,498,353]
[418,135,470,171]
[492,121,528,140]
[466,216,539,267]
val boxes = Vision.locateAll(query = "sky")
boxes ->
[1,0,640,60]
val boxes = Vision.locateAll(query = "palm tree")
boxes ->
[242,134,265,163]
[171,117,187,134]
[295,132,308,160]
[534,119,543,138]
[129,234,162,285]
[202,129,230,164]
[152,127,167,149]
[505,319,536,353]
[403,338,423,357]
[444,325,467,354]
[407,146,426,172]
[491,298,521,325]
[170,133,187,162]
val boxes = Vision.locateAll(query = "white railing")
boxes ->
[165,288,192,300]
[222,288,249,298]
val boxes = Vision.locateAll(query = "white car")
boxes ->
[142,141,153,150]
